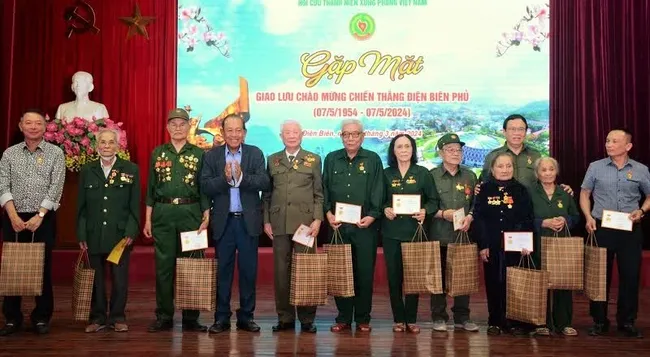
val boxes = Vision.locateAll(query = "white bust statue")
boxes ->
[55,71,109,123]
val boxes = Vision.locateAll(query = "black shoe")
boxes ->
[148,319,173,332]
[208,321,231,334]
[33,322,49,335]
[236,320,261,332]
[301,323,317,333]
[487,326,502,336]
[618,324,642,338]
[0,323,20,336]
[182,321,208,332]
[588,323,609,336]
[272,321,295,332]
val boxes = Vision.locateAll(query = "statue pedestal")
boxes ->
[55,172,79,248]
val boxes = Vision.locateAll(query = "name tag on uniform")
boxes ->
[292,224,314,248]
[180,230,209,252]
[601,210,633,231]
[392,194,421,215]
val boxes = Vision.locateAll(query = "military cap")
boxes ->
[167,108,190,121]
[437,133,465,149]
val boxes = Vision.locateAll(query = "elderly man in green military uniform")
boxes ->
[263,119,323,334]
[77,128,140,333]
[428,133,479,333]
[143,108,211,332]
[323,119,384,333]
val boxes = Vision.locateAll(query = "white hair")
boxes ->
[533,157,560,176]
[96,128,120,143]
[280,119,302,133]
[340,119,364,132]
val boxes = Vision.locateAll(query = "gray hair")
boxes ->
[96,128,120,143]
[340,119,364,132]
[533,157,560,176]
[280,119,302,133]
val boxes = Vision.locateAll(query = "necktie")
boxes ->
[288,155,295,163]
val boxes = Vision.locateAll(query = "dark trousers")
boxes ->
[382,238,418,323]
[1,212,55,326]
[547,289,573,330]
[215,215,258,323]
[334,225,378,325]
[589,221,643,326]
[273,234,316,324]
[483,250,520,327]
[88,249,131,325]
[431,245,470,323]
[151,203,201,322]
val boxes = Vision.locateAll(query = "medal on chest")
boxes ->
[627,170,633,180]
[527,156,532,165]
[358,162,365,173]
[557,200,563,209]
[405,176,416,184]
[502,192,514,209]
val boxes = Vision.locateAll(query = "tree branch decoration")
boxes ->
[178,5,230,58]
[496,3,549,57]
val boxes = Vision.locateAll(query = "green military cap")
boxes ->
[167,108,190,121]
[437,133,465,149]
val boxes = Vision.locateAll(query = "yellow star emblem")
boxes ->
[119,3,155,40]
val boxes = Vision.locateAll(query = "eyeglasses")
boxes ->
[341,131,362,139]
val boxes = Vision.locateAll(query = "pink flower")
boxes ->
[119,134,128,149]
[88,122,99,132]
[46,123,58,132]
[55,133,65,144]
[73,118,87,128]
[43,132,55,141]
[80,137,91,147]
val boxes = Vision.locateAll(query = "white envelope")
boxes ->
[503,232,534,252]
[452,208,466,231]
[292,224,315,248]
[601,210,633,231]
[180,230,209,252]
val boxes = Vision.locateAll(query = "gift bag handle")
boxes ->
[551,220,572,238]
[409,222,428,242]
[76,249,91,269]
[586,231,599,247]
[454,230,471,244]
[188,249,206,259]
[329,228,344,245]
[517,253,537,270]
[14,232,36,243]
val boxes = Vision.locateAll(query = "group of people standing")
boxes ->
[0,109,647,340]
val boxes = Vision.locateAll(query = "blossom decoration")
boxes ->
[178,5,230,57]
[496,3,549,57]
[43,116,130,172]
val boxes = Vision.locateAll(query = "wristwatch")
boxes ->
[38,212,45,218]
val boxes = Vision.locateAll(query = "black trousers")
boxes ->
[589,220,644,326]
[1,211,55,326]
[88,249,131,324]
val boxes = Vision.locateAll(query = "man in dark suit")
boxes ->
[200,113,271,333]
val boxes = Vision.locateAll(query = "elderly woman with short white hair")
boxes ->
[528,157,580,336]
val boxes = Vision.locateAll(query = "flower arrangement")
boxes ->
[496,3,549,57]
[43,115,130,172]
[178,5,231,57]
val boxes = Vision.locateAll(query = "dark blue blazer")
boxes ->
[200,144,271,240]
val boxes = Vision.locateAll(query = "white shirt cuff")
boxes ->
[0,193,13,207]
[41,199,60,211]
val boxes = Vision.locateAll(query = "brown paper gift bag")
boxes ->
[174,250,217,311]
[323,229,355,297]
[446,231,479,297]
[506,255,550,325]
[401,223,442,295]
[71,250,95,321]
[584,232,607,302]
[290,245,328,306]
[541,225,584,290]
[0,233,44,297]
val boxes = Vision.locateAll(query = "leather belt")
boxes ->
[157,198,197,205]
[229,212,243,217]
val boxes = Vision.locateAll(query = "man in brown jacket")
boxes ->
[262,120,323,333]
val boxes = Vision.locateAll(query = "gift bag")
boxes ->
[290,245,328,306]
[446,231,479,297]
[401,223,442,295]
[323,229,355,297]
[71,250,95,321]
[174,250,217,311]
[506,255,550,325]
[0,233,44,296]
[541,225,584,290]
[584,232,607,302]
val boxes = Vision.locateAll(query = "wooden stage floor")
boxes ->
[1,284,649,356]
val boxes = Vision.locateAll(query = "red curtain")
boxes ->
[550,0,650,247]
[0,0,177,244]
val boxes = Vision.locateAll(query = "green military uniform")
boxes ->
[77,157,140,325]
[428,133,478,325]
[528,181,580,331]
[145,109,210,324]
[323,147,384,325]
[262,148,324,325]
[382,164,438,324]
[480,144,541,189]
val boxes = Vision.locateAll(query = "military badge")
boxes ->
[627,170,633,180]
[557,200,563,209]
[456,183,464,191]
[391,179,401,188]
[305,154,316,163]
[406,176,416,184]
[359,162,365,172]
[273,158,280,167]
[503,193,514,209]
[304,161,312,168]
[464,184,471,200]
[488,196,501,206]
[527,156,532,165]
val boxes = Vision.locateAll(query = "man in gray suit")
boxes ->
[200,114,271,333]
[263,120,323,333]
